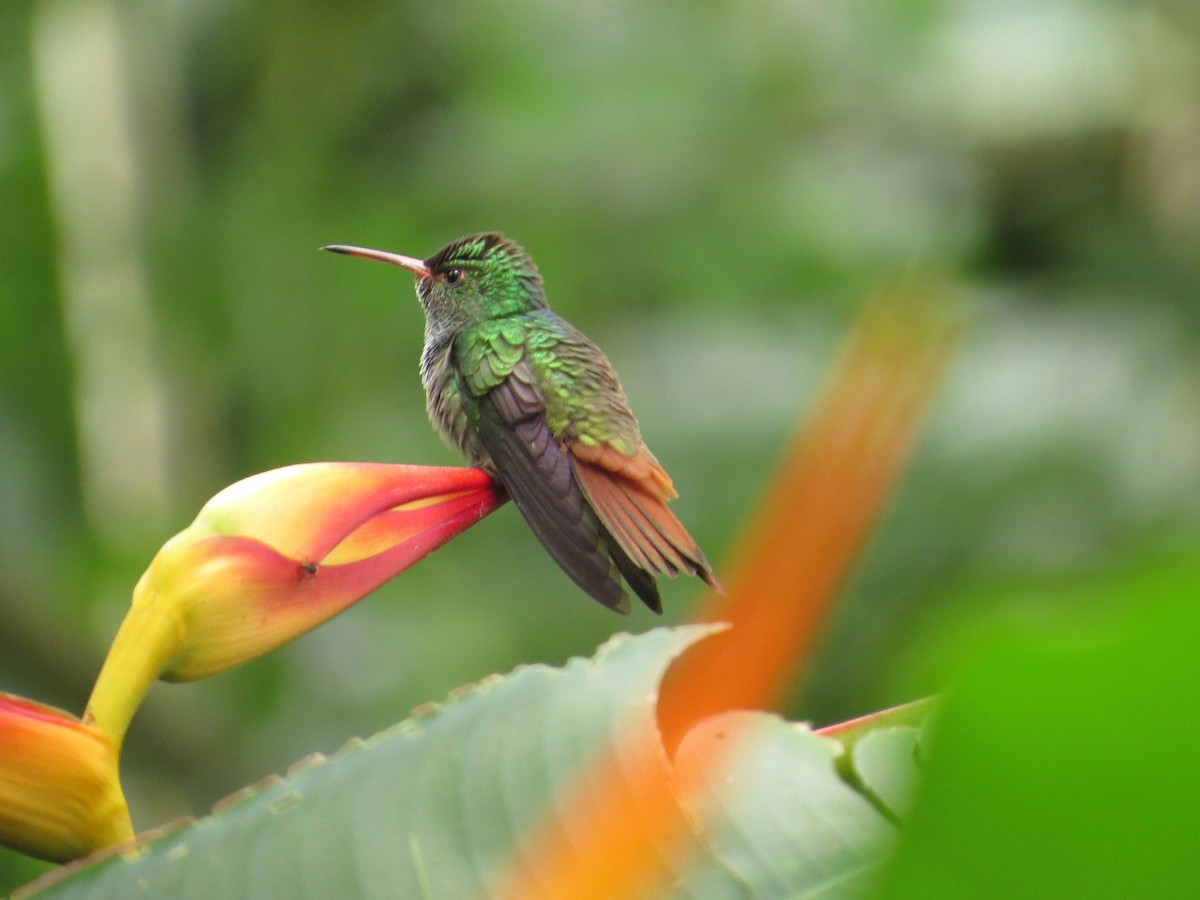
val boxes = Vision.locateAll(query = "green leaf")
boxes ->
[879,558,1200,900]
[26,627,923,898]
[675,713,898,898]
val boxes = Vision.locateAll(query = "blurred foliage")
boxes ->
[882,552,1200,899]
[1,0,1198,891]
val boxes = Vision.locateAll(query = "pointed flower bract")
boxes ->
[86,463,505,746]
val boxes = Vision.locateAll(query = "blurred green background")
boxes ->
[1,0,1197,888]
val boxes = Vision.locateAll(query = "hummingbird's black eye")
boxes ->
[444,268,463,285]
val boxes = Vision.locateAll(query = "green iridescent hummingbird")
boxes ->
[323,232,718,613]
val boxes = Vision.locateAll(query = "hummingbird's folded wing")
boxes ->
[477,365,640,613]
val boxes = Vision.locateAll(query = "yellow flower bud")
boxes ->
[0,693,132,862]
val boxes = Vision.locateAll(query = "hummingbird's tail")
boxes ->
[571,455,720,592]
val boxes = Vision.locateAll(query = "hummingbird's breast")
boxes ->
[420,335,489,467]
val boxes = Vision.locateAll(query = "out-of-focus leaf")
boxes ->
[23,627,926,898]
[880,557,1200,900]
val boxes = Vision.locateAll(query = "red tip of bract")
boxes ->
[0,694,131,862]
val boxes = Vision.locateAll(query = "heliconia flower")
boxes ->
[0,693,132,862]
[86,463,505,747]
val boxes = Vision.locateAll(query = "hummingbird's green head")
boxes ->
[323,232,546,337]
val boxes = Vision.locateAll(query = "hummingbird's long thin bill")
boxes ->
[322,244,431,278]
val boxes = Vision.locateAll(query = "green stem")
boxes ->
[84,593,184,749]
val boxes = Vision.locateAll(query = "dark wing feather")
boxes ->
[476,369,634,613]
[608,540,662,614]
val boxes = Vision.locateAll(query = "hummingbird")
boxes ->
[323,232,718,613]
